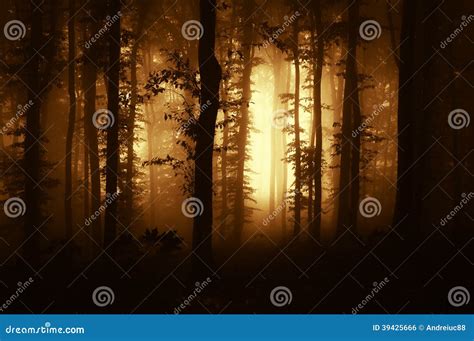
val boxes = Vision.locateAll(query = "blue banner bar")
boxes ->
[0,315,473,340]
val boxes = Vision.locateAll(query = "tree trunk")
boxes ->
[104,0,121,247]
[292,9,302,237]
[192,0,222,273]
[23,0,43,263]
[83,3,101,246]
[65,0,76,242]
[337,0,361,234]
[310,0,324,239]
[233,1,254,244]
[392,0,419,239]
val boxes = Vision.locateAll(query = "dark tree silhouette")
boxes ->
[104,0,122,247]
[192,0,222,272]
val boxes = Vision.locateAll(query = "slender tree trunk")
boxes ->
[233,1,254,243]
[65,0,76,242]
[192,0,222,273]
[83,4,101,246]
[104,0,121,247]
[292,10,302,237]
[311,0,324,239]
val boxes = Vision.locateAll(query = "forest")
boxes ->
[0,0,473,313]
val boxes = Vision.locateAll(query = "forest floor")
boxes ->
[1,225,472,314]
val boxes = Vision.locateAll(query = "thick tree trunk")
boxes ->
[104,0,121,247]
[337,0,361,234]
[192,0,222,273]
[65,0,76,242]
[392,0,419,238]
[23,0,43,263]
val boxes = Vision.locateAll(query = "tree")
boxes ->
[192,0,222,272]
[104,0,122,247]
[65,0,76,243]
[337,0,361,234]
[310,0,324,239]
[292,5,302,237]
